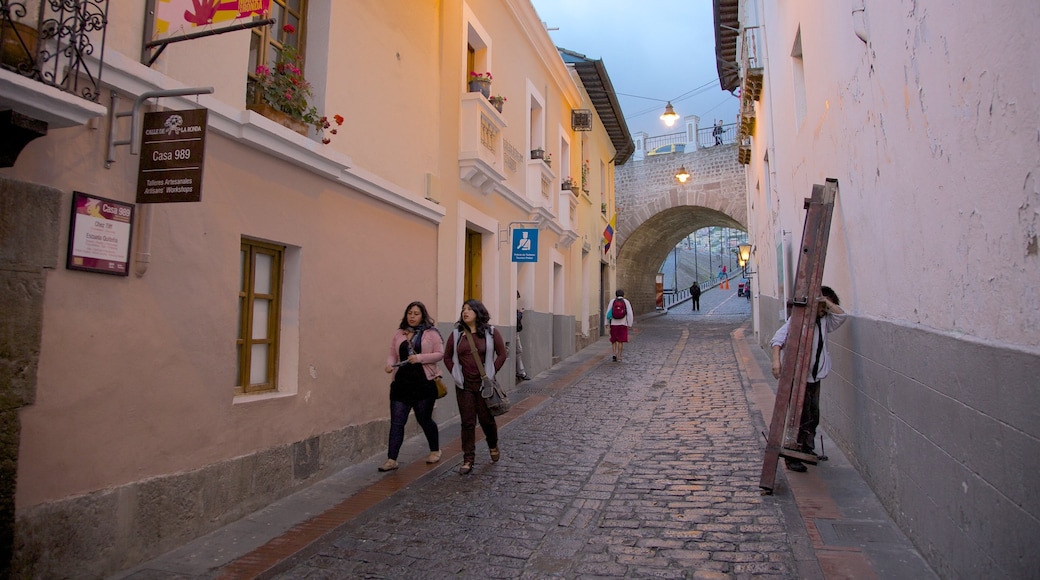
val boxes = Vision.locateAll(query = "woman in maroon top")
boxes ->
[443,299,507,474]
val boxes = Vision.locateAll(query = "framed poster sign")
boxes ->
[67,191,135,276]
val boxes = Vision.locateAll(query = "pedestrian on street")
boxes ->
[689,281,702,312]
[380,301,444,472]
[606,289,634,362]
[769,286,847,472]
[443,299,508,475]
[515,291,530,381]
[712,119,724,145]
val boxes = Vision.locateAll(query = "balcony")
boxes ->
[0,0,109,166]
[458,91,507,193]
[736,26,763,163]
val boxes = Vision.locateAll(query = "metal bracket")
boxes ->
[106,87,214,168]
[499,221,542,246]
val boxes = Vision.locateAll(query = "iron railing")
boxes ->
[641,123,738,154]
[1,0,108,103]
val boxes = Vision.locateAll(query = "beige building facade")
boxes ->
[716,1,1040,578]
[0,0,629,576]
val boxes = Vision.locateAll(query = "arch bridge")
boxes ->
[613,143,747,314]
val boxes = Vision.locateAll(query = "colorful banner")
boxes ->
[154,0,270,39]
[602,214,616,253]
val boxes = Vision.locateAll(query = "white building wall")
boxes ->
[742,1,1040,577]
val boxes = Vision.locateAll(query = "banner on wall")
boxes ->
[153,0,271,41]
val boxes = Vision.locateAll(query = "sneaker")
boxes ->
[785,460,807,472]
[378,458,398,472]
[489,447,500,462]
[459,462,473,475]
[426,450,442,464]
[516,374,530,382]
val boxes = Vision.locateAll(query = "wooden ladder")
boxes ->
[759,179,838,493]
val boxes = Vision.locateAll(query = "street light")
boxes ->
[738,243,755,276]
[675,165,690,183]
[660,102,679,127]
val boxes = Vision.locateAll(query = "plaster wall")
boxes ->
[741,0,1040,576]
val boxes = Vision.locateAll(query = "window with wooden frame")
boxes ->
[237,238,284,395]
[246,0,308,106]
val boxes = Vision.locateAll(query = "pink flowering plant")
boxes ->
[470,71,493,82]
[252,24,342,143]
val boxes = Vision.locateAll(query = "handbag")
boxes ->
[462,328,511,416]
[434,376,448,399]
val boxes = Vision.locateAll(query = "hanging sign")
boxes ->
[67,192,134,276]
[153,0,271,41]
[512,228,539,262]
[137,108,207,204]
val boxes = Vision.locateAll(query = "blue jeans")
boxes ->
[387,398,439,460]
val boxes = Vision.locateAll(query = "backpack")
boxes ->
[611,298,627,320]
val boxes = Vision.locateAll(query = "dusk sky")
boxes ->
[529,0,740,139]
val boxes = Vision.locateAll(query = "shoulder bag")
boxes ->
[462,328,511,416]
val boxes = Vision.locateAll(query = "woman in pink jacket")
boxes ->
[379,301,444,472]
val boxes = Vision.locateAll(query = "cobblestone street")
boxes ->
[120,289,935,579]
[271,294,807,578]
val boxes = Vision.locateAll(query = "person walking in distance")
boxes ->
[606,289,634,362]
[770,286,847,472]
[712,119,724,145]
[689,281,701,312]
[443,299,508,475]
[515,291,530,381]
[380,301,444,472]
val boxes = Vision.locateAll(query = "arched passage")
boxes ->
[613,145,747,314]
[618,207,745,313]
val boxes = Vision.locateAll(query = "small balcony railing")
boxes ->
[1,0,108,103]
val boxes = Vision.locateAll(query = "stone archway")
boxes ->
[613,144,747,314]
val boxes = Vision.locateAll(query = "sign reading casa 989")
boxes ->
[136,108,208,203]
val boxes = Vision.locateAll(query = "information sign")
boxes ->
[137,108,207,203]
[67,191,134,276]
[511,228,538,262]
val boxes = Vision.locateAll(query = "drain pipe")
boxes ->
[134,204,153,277]
[852,2,869,44]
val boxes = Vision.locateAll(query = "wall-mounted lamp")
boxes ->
[675,165,690,184]
[738,243,752,263]
[660,101,679,127]
[738,243,756,277]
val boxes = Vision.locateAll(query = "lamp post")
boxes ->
[673,245,678,295]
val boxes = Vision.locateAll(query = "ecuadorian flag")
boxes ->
[602,213,616,253]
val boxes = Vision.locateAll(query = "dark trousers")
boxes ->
[797,381,821,451]
[456,379,498,463]
[691,297,700,311]
[387,397,439,460]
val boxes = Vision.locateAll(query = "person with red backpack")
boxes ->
[606,289,634,362]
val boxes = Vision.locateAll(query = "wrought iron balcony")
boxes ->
[1,0,109,166]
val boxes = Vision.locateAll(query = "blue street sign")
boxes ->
[512,228,538,262]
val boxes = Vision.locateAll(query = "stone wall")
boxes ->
[13,420,389,578]
[0,176,61,578]
[613,144,747,315]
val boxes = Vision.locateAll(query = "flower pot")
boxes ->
[468,79,491,98]
[2,20,38,70]
[492,100,503,113]
[531,148,544,160]
[248,102,309,136]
